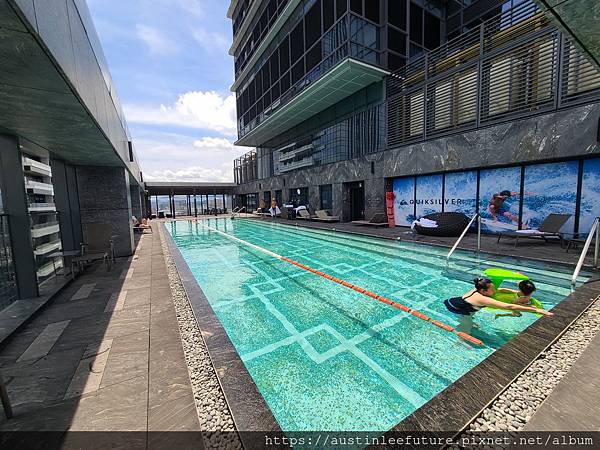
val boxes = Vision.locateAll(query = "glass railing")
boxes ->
[0,214,18,310]
[237,13,382,139]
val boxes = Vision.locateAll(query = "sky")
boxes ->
[87,0,250,182]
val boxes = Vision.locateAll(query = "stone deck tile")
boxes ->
[523,331,600,431]
[0,231,199,441]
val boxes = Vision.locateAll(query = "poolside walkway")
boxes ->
[243,215,598,269]
[0,230,201,447]
[523,331,600,431]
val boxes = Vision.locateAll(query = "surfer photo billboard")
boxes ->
[479,167,522,233]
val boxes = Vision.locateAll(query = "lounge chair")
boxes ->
[413,212,470,237]
[497,213,571,246]
[352,213,388,227]
[296,209,314,220]
[71,223,114,277]
[313,210,340,222]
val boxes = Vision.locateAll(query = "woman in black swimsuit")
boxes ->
[445,278,552,334]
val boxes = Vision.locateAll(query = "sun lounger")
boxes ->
[313,210,340,222]
[497,213,571,246]
[296,209,315,220]
[71,223,113,277]
[352,213,388,227]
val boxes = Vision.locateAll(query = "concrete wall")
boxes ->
[236,103,600,221]
[76,166,134,257]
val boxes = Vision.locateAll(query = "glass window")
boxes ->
[410,5,423,45]
[388,28,406,54]
[336,0,348,20]
[290,23,304,63]
[320,184,333,210]
[305,43,322,72]
[350,0,362,15]
[279,36,290,73]
[365,0,380,23]
[423,11,440,49]
[305,0,322,49]
[323,0,335,30]
[388,0,407,30]
[388,52,406,70]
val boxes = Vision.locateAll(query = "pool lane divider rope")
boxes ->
[197,221,484,346]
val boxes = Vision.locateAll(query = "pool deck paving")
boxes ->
[523,330,600,432]
[0,230,202,449]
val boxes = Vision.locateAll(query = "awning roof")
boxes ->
[234,58,389,147]
[145,182,237,196]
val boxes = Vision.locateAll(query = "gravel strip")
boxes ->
[158,226,243,450]
[452,295,600,448]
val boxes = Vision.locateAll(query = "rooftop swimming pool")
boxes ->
[167,218,589,432]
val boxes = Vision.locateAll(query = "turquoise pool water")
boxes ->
[167,219,587,432]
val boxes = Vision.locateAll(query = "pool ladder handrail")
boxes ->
[571,216,599,291]
[231,206,245,219]
[446,213,481,266]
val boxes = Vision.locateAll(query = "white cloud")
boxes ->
[174,0,203,17]
[136,24,178,55]
[124,91,237,135]
[143,166,233,182]
[133,132,250,182]
[193,136,239,151]
[191,28,230,54]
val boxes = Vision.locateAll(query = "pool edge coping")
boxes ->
[162,218,600,437]
[161,223,283,440]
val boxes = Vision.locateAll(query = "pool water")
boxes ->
[167,219,587,432]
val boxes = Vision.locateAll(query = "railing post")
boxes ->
[595,217,599,269]
[423,54,428,140]
[476,23,484,128]
[477,214,481,258]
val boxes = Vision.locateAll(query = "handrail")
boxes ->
[231,206,245,219]
[571,217,599,290]
[446,213,481,266]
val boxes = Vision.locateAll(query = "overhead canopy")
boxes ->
[235,58,389,147]
[145,182,237,196]
[0,0,138,177]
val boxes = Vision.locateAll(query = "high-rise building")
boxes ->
[229,0,600,231]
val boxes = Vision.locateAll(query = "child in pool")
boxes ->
[494,280,536,318]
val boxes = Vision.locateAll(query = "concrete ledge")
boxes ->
[0,276,71,349]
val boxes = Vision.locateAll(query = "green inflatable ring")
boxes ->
[480,268,544,315]
[484,267,528,290]
[486,291,543,316]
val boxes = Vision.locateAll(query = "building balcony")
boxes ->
[31,222,60,239]
[22,157,52,177]
[33,239,62,257]
[25,180,54,196]
[28,203,57,213]
[235,14,388,147]
[235,58,388,147]
[37,258,62,279]
[278,156,314,173]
